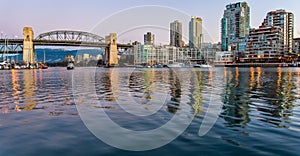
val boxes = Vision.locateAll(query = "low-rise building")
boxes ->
[214,51,234,64]
[133,44,202,65]
[294,38,300,62]
[293,38,300,55]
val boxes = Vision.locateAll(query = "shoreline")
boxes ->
[214,63,299,67]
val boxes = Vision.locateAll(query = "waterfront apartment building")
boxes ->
[221,2,250,51]
[262,9,294,55]
[139,45,181,65]
[170,20,183,47]
[133,44,201,65]
[132,41,142,65]
[144,32,155,45]
[189,16,203,49]
[245,25,284,62]
[140,45,156,65]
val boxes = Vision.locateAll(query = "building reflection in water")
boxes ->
[166,70,181,114]
[253,68,296,127]
[97,67,298,129]
[221,67,251,128]
[190,70,206,116]
[297,69,300,95]
[277,67,282,93]
[128,69,182,114]
[99,68,184,115]
[220,67,298,129]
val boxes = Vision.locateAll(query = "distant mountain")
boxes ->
[2,48,104,63]
[35,48,104,63]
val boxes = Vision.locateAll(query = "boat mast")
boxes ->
[3,37,6,62]
[1,39,4,61]
[44,50,46,64]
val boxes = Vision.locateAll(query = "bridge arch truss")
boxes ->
[35,30,105,43]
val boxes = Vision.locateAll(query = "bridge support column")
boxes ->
[105,33,118,67]
[23,27,35,64]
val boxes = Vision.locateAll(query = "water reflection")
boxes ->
[189,69,214,116]
[167,70,182,114]
[220,67,299,129]
[1,67,299,130]
[23,70,37,111]
[221,67,251,128]
[0,67,299,155]
[11,70,21,112]
[191,70,204,115]
[0,68,76,116]
[97,68,184,114]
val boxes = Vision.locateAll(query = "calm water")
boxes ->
[0,67,300,155]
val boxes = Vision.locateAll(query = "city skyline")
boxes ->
[1,0,300,44]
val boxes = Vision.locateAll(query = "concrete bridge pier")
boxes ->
[23,27,35,64]
[105,33,118,67]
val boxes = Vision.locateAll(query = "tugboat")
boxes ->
[38,62,48,69]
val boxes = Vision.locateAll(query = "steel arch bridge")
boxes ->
[35,30,105,43]
[0,30,132,53]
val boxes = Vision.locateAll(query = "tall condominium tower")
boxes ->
[262,9,294,54]
[189,16,203,49]
[221,2,250,51]
[144,32,155,45]
[170,20,183,47]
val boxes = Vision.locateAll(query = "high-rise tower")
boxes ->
[221,2,250,51]
[144,32,155,45]
[170,20,183,47]
[189,16,203,49]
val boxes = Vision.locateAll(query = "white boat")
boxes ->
[200,63,212,68]
[194,64,201,68]
[14,64,21,69]
[167,62,184,68]
[135,65,144,68]
[0,61,11,70]
[194,63,212,68]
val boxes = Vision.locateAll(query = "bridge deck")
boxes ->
[0,39,132,47]
[0,39,132,54]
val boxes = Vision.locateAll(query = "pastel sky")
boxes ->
[1,0,299,44]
